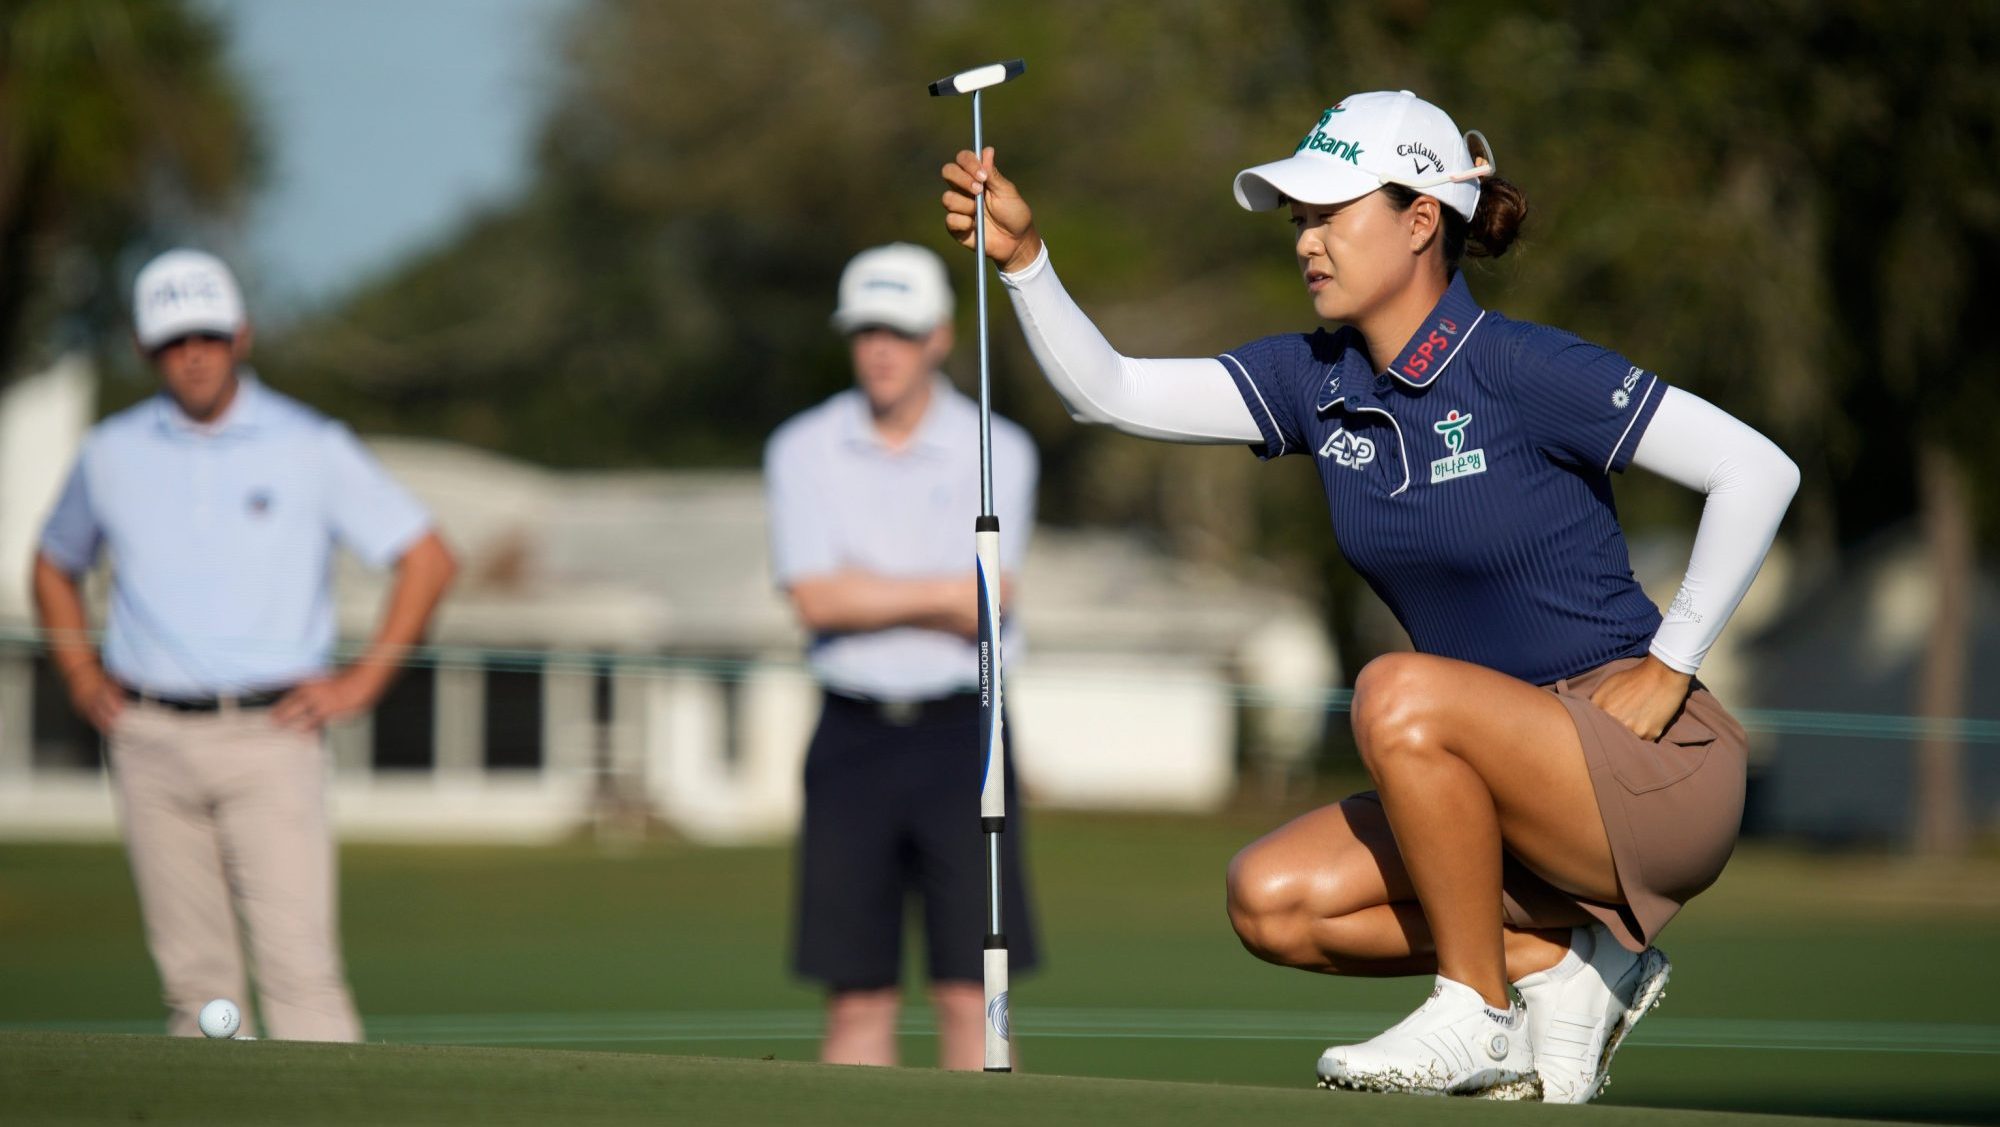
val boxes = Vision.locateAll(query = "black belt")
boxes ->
[120,685,290,712]
[824,689,982,728]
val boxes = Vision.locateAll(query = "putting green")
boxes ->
[5,812,1998,1123]
[0,1032,1928,1127]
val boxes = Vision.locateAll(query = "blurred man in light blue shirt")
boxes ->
[33,249,457,1041]
[765,242,1040,1070]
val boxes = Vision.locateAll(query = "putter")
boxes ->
[930,56,1025,1074]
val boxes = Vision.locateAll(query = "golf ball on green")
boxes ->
[198,998,241,1039]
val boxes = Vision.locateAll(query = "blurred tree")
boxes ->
[265,0,1355,648]
[270,0,1320,476]
[1788,3,2000,855]
[0,0,259,378]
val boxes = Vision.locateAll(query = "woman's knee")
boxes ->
[1351,654,1449,766]
[1226,838,1380,967]
[1225,841,1308,962]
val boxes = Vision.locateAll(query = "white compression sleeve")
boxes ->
[1629,387,1800,674]
[999,245,1265,444]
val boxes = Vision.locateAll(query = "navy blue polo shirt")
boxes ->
[1220,273,1667,686]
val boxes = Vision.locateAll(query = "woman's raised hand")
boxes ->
[941,147,1042,273]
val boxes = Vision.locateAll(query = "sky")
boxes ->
[199,0,580,321]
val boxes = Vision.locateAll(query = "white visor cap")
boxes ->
[133,249,246,350]
[1233,90,1492,220]
[831,242,955,336]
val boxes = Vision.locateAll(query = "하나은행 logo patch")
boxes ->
[1429,410,1486,484]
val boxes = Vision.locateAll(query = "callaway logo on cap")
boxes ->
[1233,90,1496,220]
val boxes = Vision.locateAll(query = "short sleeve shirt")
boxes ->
[39,377,433,695]
[764,378,1037,701]
[1218,273,1667,685]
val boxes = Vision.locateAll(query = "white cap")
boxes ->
[831,243,953,336]
[132,249,245,350]
[1233,90,1495,220]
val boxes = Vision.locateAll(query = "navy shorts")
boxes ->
[792,690,1040,991]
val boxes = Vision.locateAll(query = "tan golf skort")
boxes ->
[1495,655,1748,952]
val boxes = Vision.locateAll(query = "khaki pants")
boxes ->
[107,701,362,1042]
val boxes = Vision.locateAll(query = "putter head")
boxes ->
[929,59,1025,96]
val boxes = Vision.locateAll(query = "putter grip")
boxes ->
[929,58,1026,96]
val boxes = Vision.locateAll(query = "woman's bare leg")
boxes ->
[1227,797,1570,981]
[1346,653,1619,1008]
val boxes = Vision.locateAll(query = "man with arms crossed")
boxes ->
[34,249,457,1040]
[765,243,1040,1068]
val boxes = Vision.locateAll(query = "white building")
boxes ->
[0,360,1338,843]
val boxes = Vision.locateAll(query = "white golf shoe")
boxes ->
[1316,976,1538,1098]
[1508,922,1671,1104]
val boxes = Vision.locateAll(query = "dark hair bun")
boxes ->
[1467,175,1528,258]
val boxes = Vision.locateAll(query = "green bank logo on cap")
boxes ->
[1296,106,1364,164]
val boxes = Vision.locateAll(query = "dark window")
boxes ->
[371,666,435,770]
[31,656,101,771]
[593,659,614,726]
[591,659,615,777]
[483,663,543,770]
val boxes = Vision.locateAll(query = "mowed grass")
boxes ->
[3,803,1999,1125]
[0,1032,1938,1127]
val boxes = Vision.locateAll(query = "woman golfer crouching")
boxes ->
[940,90,1798,1101]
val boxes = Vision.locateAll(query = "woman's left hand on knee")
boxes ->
[1588,656,1693,741]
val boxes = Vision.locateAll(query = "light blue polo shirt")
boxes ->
[764,377,1037,702]
[39,376,433,696]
